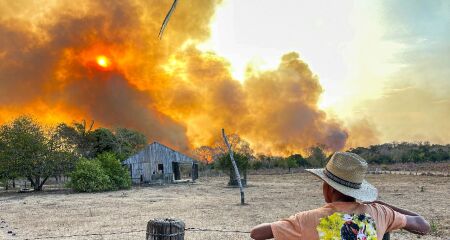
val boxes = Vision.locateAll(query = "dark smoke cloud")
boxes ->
[0,0,220,150]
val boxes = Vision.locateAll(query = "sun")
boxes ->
[96,55,110,68]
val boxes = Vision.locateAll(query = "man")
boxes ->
[341,214,359,239]
[250,152,430,240]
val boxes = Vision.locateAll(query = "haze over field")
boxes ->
[0,0,448,155]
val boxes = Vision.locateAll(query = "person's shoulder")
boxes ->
[295,205,334,219]
[304,204,332,213]
[362,201,396,219]
[363,202,389,212]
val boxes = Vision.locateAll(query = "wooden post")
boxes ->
[222,129,245,205]
[146,218,185,240]
[191,163,199,182]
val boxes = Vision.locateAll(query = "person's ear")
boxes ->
[323,182,332,203]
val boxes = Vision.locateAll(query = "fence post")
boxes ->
[222,128,245,205]
[146,218,185,240]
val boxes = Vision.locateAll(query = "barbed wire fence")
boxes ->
[23,227,251,240]
[11,224,394,240]
[12,218,393,240]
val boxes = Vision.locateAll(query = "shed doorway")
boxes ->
[172,162,198,181]
[172,162,181,180]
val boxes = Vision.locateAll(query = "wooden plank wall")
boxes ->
[123,142,196,183]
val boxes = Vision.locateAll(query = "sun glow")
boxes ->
[202,0,397,116]
[96,55,110,68]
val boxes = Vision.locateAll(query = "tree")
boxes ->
[212,134,253,158]
[193,146,215,164]
[31,126,77,190]
[0,117,47,190]
[307,145,327,167]
[286,156,298,172]
[91,128,117,157]
[0,116,76,191]
[257,154,273,168]
[250,158,263,170]
[57,122,147,160]
[56,120,95,158]
[215,153,249,186]
[0,136,15,189]
[273,157,288,168]
[288,154,309,167]
[114,128,147,160]
[47,128,78,183]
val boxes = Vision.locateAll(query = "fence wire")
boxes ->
[185,227,251,234]
[25,227,250,239]
[28,229,145,239]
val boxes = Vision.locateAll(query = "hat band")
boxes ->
[323,168,361,189]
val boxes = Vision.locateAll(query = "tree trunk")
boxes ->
[35,176,49,191]
[34,177,41,191]
[28,177,35,187]
[12,178,15,188]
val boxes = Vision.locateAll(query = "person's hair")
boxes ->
[327,182,356,202]
[339,192,356,202]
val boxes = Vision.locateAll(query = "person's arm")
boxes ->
[372,200,431,235]
[250,223,274,240]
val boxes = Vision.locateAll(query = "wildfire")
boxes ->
[96,55,110,68]
[0,0,355,155]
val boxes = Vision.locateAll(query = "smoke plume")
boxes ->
[0,0,348,154]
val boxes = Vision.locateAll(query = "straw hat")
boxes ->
[306,152,377,202]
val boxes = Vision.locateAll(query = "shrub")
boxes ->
[251,159,263,170]
[69,159,111,192]
[215,152,250,173]
[96,152,131,190]
[68,152,131,192]
[273,157,288,168]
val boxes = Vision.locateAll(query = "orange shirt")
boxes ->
[271,202,407,240]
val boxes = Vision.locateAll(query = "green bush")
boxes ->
[96,152,131,190]
[69,153,131,192]
[251,159,263,170]
[69,159,112,192]
[215,153,250,173]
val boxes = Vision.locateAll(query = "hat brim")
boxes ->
[305,168,378,202]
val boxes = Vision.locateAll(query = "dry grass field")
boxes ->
[0,173,448,240]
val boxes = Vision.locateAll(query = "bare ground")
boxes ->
[0,173,448,240]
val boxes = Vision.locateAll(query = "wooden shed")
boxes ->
[123,142,198,184]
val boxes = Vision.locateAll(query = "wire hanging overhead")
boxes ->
[158,0,179,39]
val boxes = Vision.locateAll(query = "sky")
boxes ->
[201,0,450,145]
[0,0,448,154]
